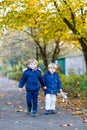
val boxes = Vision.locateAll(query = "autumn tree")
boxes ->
[53,0,87,69]
[0,0,87,69]
[0,0,66,69]
[0,30,36,65]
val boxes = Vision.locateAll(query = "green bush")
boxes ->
[60,74,82,98]
[9,71,22,81]
[80,76,87,97]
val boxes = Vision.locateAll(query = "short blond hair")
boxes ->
[48,63,57,70]
[28,58,38,66]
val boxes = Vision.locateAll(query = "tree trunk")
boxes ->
[52,40,60,62]
[78,37,87,70]
[35,40,61,69]
[36,46,39,61]
[35,40,48,70]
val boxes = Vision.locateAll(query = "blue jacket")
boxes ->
[43,71,63,95]
[18,68,45,91]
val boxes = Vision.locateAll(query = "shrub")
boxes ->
[60,74,82,98]
[9,71,22,81]
[80,76,87,97]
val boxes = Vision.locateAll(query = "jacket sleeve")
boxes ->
[38,70,45,87]
[18,71,27,88]
[57,74,63,89]
[43,72,47,85]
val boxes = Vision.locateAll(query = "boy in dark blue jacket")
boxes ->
[43,63,64,115]
[18,58,45,117]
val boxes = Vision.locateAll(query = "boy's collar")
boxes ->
[29,67,38,71]
[48,71,55,74]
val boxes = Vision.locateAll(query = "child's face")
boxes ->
[48,67,56,74]
[29,62,37,70]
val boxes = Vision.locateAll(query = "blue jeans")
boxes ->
[26,90,39,114]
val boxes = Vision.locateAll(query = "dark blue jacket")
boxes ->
[43,71,63,95]
[18,68,45,91]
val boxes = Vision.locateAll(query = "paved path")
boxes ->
[0,77,87,130]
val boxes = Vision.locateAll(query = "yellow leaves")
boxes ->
[25,0,29,2]
[44,30,48,35]
[9,23,17,29]
[28,24,33,27]
[25,0,39,6]
[17,26,24,30]
[14,14,18,18]
[0,0,86,45]
[50,0,57,2]
[11,5,19,10]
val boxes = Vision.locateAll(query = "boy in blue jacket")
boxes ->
[43,63,64,115]
[18,58,45,117]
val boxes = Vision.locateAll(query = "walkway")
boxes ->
[0,77,87,130]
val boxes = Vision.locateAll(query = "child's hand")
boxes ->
[60,91,67,98]
[61,92,68,102]
[19,88,23,93]
[43,86,47,89]
[57,90,68,102]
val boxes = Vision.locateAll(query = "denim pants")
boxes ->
[26,90,39,114]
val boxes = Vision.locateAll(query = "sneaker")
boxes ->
[45,110,50,115]
[51,110,56,114]
[32,113,37,117]
[27,109,31,115]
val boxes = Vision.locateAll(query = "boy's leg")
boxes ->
[26,91,32,114]
[45,94,51,114]
[32,90,39,116]
[50,94,56,114]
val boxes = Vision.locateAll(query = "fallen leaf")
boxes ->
[83,119,87,123]
[5,101,12,105]
[15,120,21,123]
[0,112,4,115]
[60,123,73,126]
[75,128,79,130]
[40,106,44,110]
[24,126,29,128]
[67,123,73,126]
[81,115,87,120]
[22,114,28,118]
[48,122,52,124]
[18,105,23,109]
[14,109,23,112]
[72,111,83,115]
[75,108,81,111]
